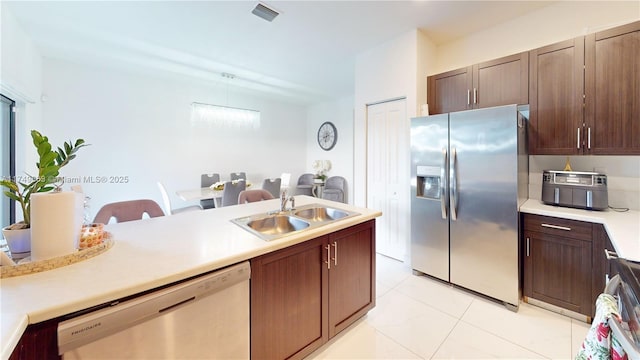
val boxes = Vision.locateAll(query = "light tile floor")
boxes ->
[309,254,591,360]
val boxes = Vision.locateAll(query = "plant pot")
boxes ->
[314,178,325,184]
[2,226,31,260]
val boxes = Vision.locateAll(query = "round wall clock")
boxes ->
[317,121,337,151]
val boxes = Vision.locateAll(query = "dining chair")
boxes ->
[93,199,165,224]
[221,180,247,207]
[261,178,281,198]
[200,173,220,209]
[281,173,291,190]
[238,189,275,204]
[322,176,347,203]
[157,181,202,215]
[295,173,314,196]
[230,172,247,181]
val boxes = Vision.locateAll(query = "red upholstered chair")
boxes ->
[238,189,275,204]
[93,199,165,224]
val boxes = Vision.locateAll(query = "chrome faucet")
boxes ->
[280,190,296,212]
[280,190,289,212]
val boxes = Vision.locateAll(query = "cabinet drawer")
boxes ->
[524,214,593,241]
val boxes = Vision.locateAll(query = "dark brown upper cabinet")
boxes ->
[427,66,472,114]
[529,37,585,155]
[473,53,529,109]
[427,52,528,115]
[585,20,640,155]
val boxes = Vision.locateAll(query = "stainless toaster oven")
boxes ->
[541,170,608,210]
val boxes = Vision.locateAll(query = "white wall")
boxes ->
[433,1,640,74]
[416,29,436,116]
[306,96,354,203]
[0,4,43,184]
[40,58,309,217]
[353,30,436,263]
[354,29,431,207]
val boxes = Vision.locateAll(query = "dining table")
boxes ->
[176,188,224,207]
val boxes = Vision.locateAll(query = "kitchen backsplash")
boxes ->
[529,156,640,211]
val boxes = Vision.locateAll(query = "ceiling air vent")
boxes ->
[252,3,279,22]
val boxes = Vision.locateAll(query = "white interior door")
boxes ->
[366,99,408,261]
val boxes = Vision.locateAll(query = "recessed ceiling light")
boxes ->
[252,3,279,22]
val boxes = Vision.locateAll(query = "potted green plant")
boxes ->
[1,130,87,257]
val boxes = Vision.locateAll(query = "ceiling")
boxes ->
[4,1,556,105]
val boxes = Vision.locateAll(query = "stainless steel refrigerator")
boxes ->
[410,104,528,310]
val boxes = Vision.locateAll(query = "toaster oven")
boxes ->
[541,170,608,210]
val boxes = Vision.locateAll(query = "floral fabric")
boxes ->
[576,293,628,360]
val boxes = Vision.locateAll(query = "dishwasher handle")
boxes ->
[58,261,250,354]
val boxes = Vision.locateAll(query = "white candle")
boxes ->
[30,191,84,261]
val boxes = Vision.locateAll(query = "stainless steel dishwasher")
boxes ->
[58,261,250,359]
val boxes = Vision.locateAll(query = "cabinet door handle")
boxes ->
[588,127,591,149]
[473,88,477,104]
[541,223,571,231]
[325,245,331,270]
[331,241,338,266]
[577,127,581,149]
[604,249,618,260]
[526,237,530,257]
[467,89,470,105]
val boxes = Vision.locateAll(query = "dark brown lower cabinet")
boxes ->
[251,220,376,360]
[523,227,592,316]
[9,318,59,360]
[328,221,376,338]
[523,214,619,320]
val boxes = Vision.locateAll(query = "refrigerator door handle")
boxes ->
[441,148,448,219]
[450,147,458,221]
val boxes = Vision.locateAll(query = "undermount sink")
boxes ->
[294,207,349,222]
[247,215,310,235]
[232,203,359,241]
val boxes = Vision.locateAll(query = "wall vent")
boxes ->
[252,3,279,22]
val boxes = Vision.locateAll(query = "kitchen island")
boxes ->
[1,196,381,359]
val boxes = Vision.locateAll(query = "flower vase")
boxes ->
[2,226,31,260]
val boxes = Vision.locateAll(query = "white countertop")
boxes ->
[520,199,640,261]
[0,196,381,360]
